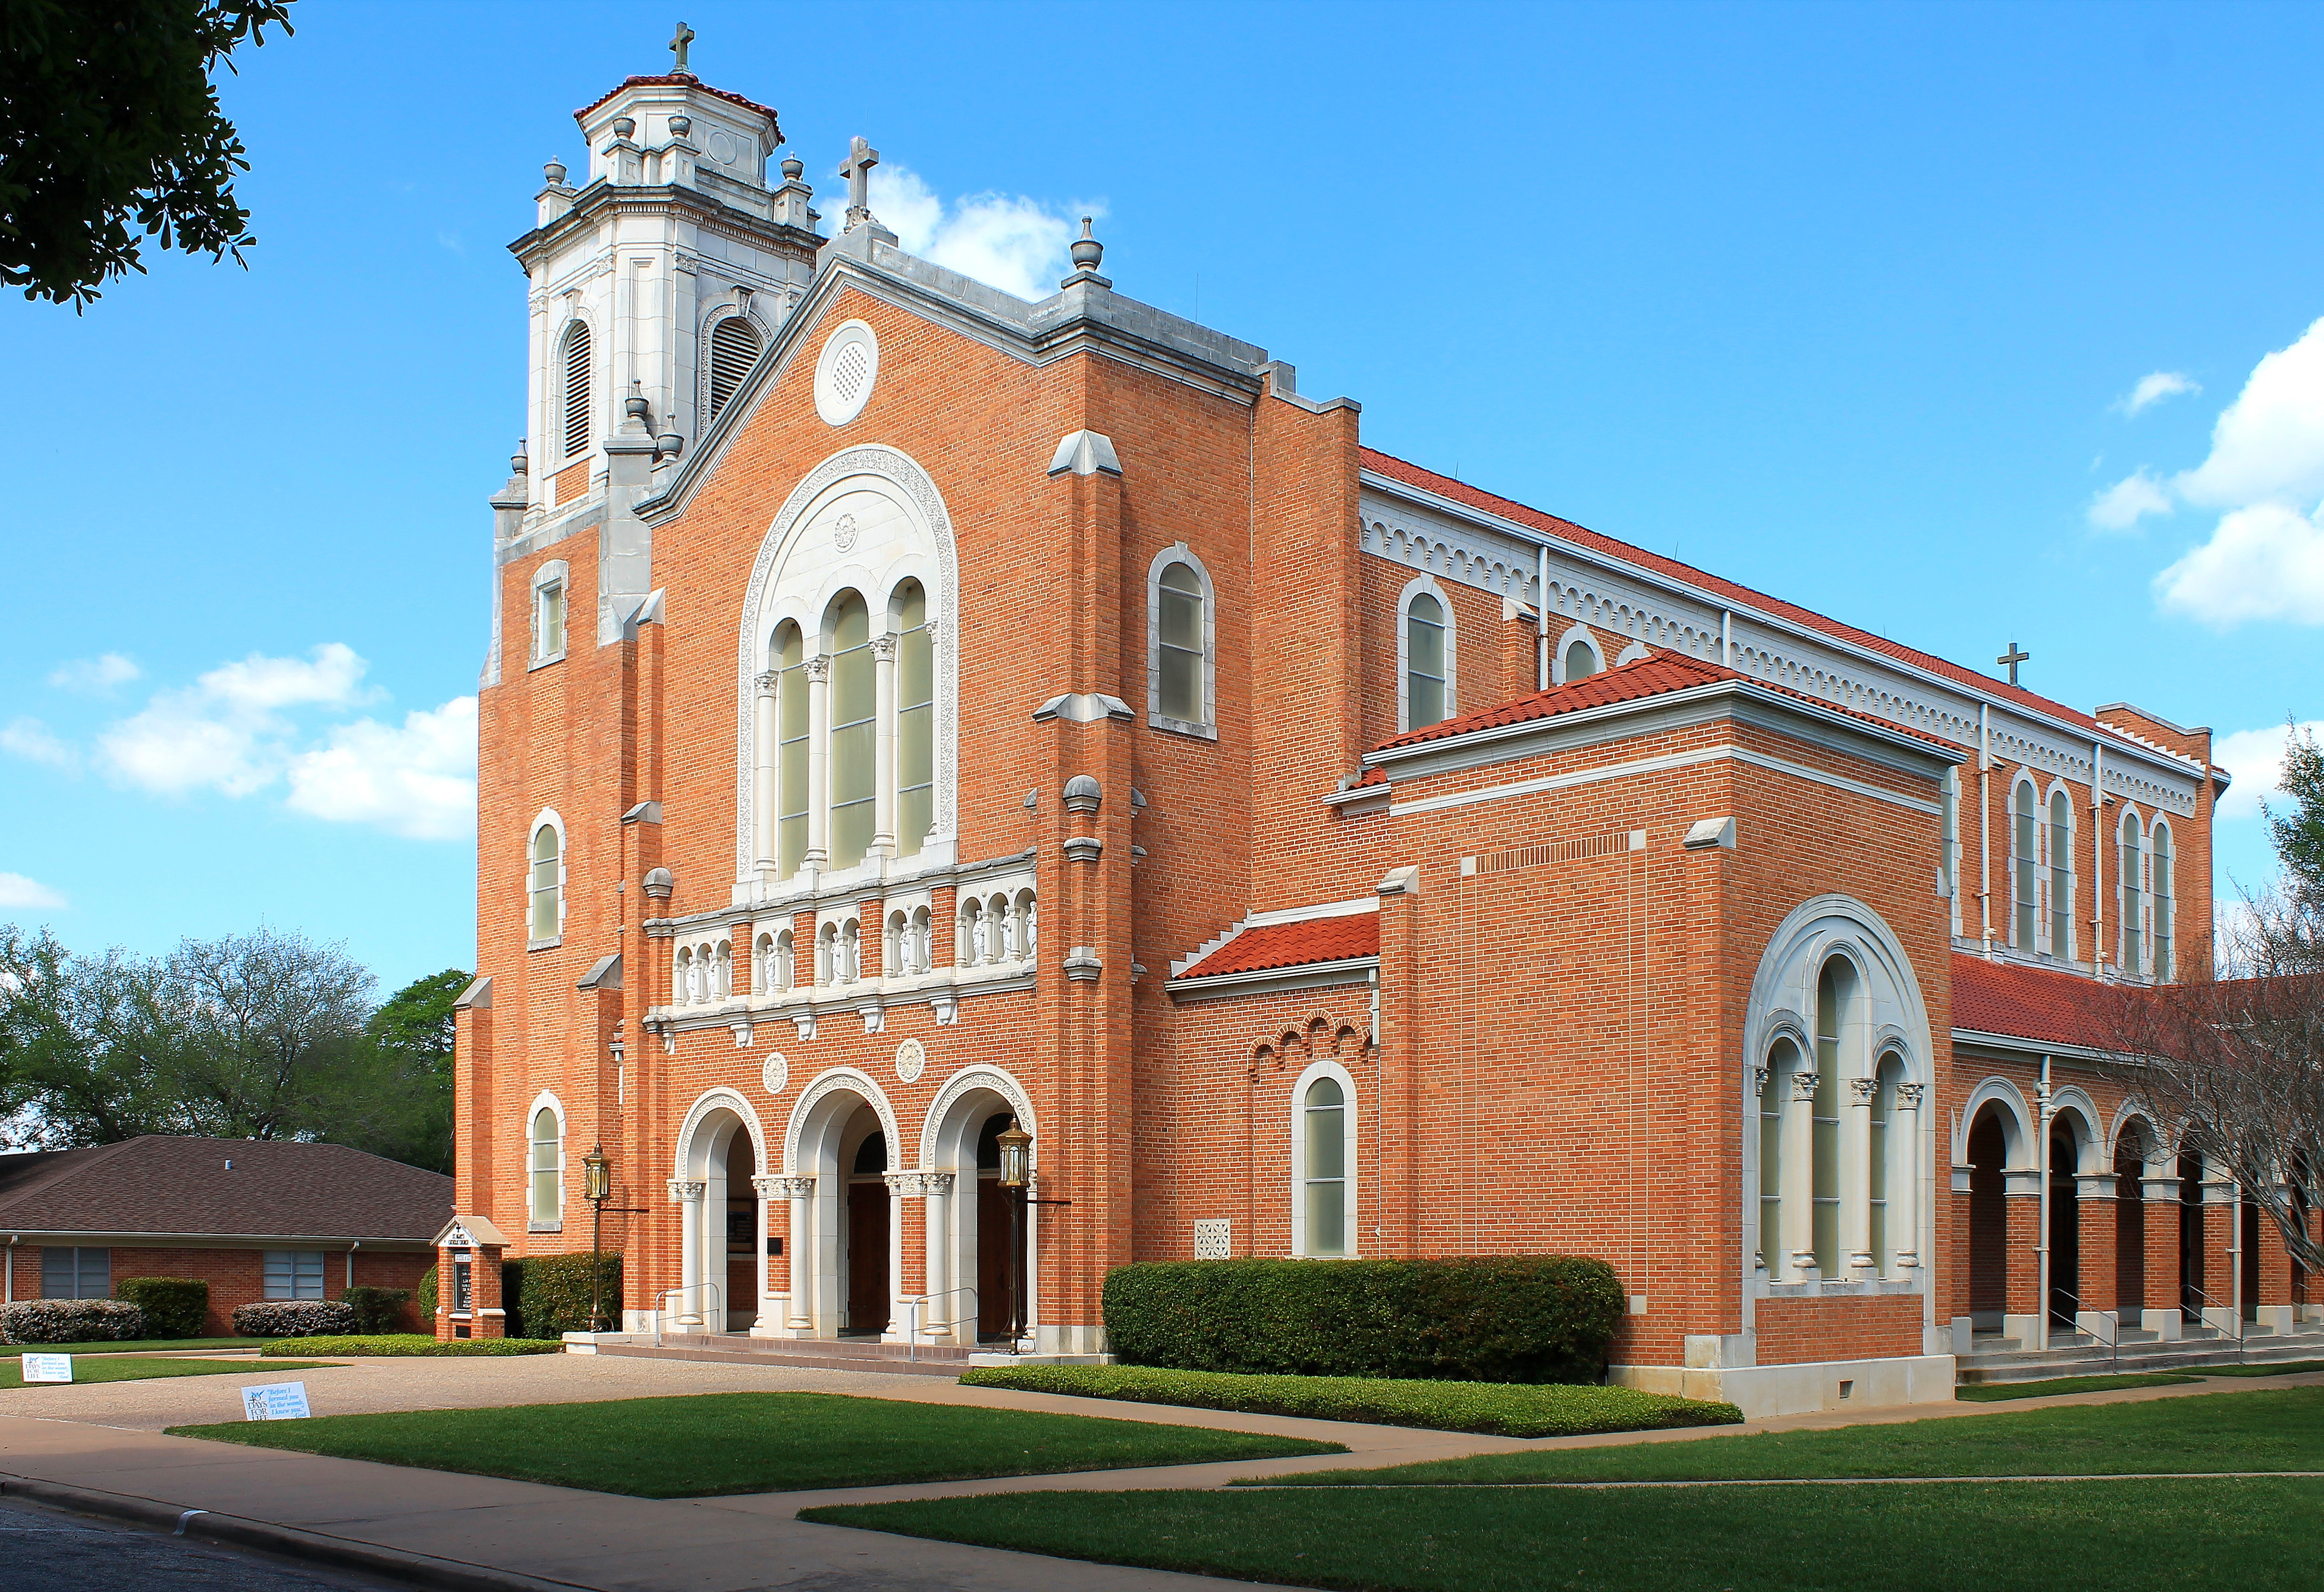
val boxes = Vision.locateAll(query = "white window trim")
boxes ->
[2008,775,2042,953]
[812,319,880,427]
[2118,805,2148,975]
[1289,1057,1359,1259]
[2040,777,2077,963]
[1395,574,1458,733]
[529,558,570,669]
[2149,817,2175,981]
[527,1089,567,1231]
[1551,623,1605,684]
[527,807,567,950]
[557,316,598,466]
[1145,542,1218,739]
[699,305,770,426]
[1940,768,1963,938]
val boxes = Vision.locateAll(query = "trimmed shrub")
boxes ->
[260,1334,564,1358]
[513,1251,623,1338]
[960,1364,1742,1437]
[0,1299,143,1345]
[233,1300,357,1339]
[114,1277,209,1339]
[1102,1257,1626,1383]
[416,1262,438,1321]
[338,1286,413,1335]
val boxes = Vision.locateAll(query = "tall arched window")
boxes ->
[1156,561,1206,726]
[1292,1066,1355,1258]
[894,580,934,857]
[1813,958,1854,1277]
[773,622,808,877]
[1405,591,1448,730]
[2011,781,2039,949]
[1760,1038,1798,1277]
[707,315,761,419]
[1870,1053,1904,1274]
[2119,809,2146,977]
[827,592,875,867]
[2047,790,2073,960]
[561,321,592,460]
[1940,769,1962,937]
[528,822,561,941]
[2152,821,2175,980]
[530,1105,562,1225]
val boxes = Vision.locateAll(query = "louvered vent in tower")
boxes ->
[562,322,592,459]
[708,316,761,419]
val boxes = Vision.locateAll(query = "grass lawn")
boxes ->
[1957,1371,2205,1401]
[0,1337,269,1355]
[803,1477,2324,1592]
[258,1334,564,1357]
[3,1356,332,1389]
[958,1364,1741,1437]
[2203,1359,2324,1378]
[167,1390,1345,1497]
[1247,1387,2324,1484]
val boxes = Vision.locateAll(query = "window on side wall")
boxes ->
[40,1246,110,1300]
[1405,591,1449,730]
[262,1250,325,1301]
[529,822,562,943]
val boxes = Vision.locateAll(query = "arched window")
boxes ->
[1812,958,1854,1277]
[707,315,761,419]
[894,580,934,858]
[530,1105,562,1225]
[2048,790,2074,960]
[772,622,808,877]
[560,321,592,460]
[1015,890,1037,960]
[675,947,695,1004]
[1294,1069,1355,1257]
[2120,809,2146,977]
[775,928,794,990]
[2011,781,2039,949]
[1870,1053,1905,1275]
[714,940,732,1000]
[1155,560,1208,727]
[1760,1038,1799,1278]
[910,906,932,973]
[1404,589,1449,730]
[827,592,875,868]
[2152,821,2175,980]
[528,821,561,942]
[1564,638,1599,683]
[1940,768,1962,937]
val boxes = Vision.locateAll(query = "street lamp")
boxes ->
[583,1144,612,1333]
[995,1120,1032,1348]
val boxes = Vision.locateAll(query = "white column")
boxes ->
[1893,1083,1923,1271]
[804,655,830,868]
[749,1175,777,1332]
[782,1176,814,1333]
[881,1172,909,1342]
[1845,1077,1876,1276]
[753,671,778,876]
[871,632,898,859]
[1784,1071,1819,1279]
[668,1179,706,1328]
[923,1172,954,1340]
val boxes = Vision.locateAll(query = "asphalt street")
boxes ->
[0,1494,385,1592]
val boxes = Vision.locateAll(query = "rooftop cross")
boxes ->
[668,21,695,75]
[839,136,879,227]
[1996,640,2030,686]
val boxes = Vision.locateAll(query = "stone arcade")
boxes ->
[439,52,2319,1414]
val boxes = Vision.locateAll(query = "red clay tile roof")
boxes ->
[574,76,781,131]
[1368,649,1958,758]
[1361,448,2184,762]
[1176,913,1381,981]
[0,1136,451,1242]
[1951,953,2127,1052]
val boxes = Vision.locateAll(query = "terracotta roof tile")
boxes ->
[574,76,781,131]
[1177,914,1380,981]
[1951,953,2122,1051]
[0,1136,452,1242]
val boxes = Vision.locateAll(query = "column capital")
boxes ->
[921,1170,956,1196]
[870,633,899,660]
[1751,1064,1769,1096]
[668,1179,706,1203]
[804,655,831,681]
[1791,1070,1821,1103]
[1848,1077,1876,1106]
[749,1175,784,1198]
[1897,1082,1925,1108]
[755,670,778,693]
[770,1174,816,1199]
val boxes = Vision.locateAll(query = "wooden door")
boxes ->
[846,1183,888,1334]
[976,1176,1013,1339]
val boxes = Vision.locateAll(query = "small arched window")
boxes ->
[827,592,875,868]
[2120,809,2146,977]
[2048,790,2074,960]
[1811,958,1853,1277]
[1157,561,1205,724]
[1760,1038,1798,1278]
[707,315,761,419]
[1299,1074,1349,1257]
[528,822,561,942]
[894,580,934,858]
[2011,781,2039,949]
[529,1106,562,1224]
[772,622,808,877]
[561,321,592,459]
[775,928,795,990]
[1870,1053,1905,1275]
[1405,590,1448,730]
[2152,821,2175,981]
[1565,639,1598,683]
[674,947,695,1004]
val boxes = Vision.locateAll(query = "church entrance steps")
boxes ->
[1956,1325,2324,1384]
[584,1332,980,1378]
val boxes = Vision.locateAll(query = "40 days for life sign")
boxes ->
[240,1381,312,1421]
[19,1354,73,1383]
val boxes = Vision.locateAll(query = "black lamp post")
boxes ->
[995,1119,1032,1348]
[583,1144,613,1333]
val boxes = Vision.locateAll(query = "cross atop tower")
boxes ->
[1996,640,2030,686]
[840,136,879,228]
[668,20,695,76]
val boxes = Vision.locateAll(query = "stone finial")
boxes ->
[643,867,674,900]
[668,114,692,139]
[543,158,569,188]
[612,116,636,140]
[1062,774,1102,814]
[625,379,651,428]
[780,152,805,181]
[1059,217,1112,290]
[511,438,529,476]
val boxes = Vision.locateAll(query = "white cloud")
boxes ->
[2153,500,2324,624]
[862,162,1099,303]
[284,697,477,841]
[2087,468,2172,532]
[97,643,372,797]
[0,873,66,911]
[1,718,76,770]
[2211,718,2324,822]
[194,643,370,713]
[2115,371,2199,417]
[46,653,140,693]
[2174,318,2324,510]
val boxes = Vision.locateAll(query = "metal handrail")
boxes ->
[2044,1282,2119,1368]
[655,1281,724,1343]
[899,1285,979,1362]
[2180,1280,2247,1364]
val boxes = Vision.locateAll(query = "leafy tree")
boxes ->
[344,966,468,1175]
[368,967,467,1066]
[161,925,375,1141]
[1,0,296,308]
[0,925,192,1147]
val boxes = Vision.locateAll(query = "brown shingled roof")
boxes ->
[0,1136,451,1242]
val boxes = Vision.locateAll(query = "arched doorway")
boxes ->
[845,1121,890,1336]
[2047,1120,2081,1333]
[921,1067,1037,1346]
[2178,1152,2205,1321]
[783,1072,900,1340]
[2114,1122,2150,1318]
[718,1127,759,1333]
[673,1091,770,1332]
[1967,1107,2011,1332]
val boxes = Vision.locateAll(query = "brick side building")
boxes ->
[446,58,2314,1412]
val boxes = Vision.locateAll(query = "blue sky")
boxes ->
[4,0,2321,996]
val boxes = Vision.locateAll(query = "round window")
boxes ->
[813,320,879,426]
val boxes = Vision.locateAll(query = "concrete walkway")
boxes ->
[1,1356,2316,1592]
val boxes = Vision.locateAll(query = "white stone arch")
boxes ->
[1394,573,1458,733]
[1289,1056,1359,1258]
[2046,1086,2104,1173]
[919,1065,1040,1346]
[1551,623,1604,684]
[774,1067,904,1338]
[698,302,772,426]
[2106,1098,2169,1167]
[736,445,960,883]
[526,1089,567,1228]
[1146,541,1218,737]
[668,1086,769,1330]
[1956,1076,2036,1168]
[1615,639,1650,665]
[2040,776,2078,958]
[554,310,601,465]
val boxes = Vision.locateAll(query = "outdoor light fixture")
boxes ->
[996,1119,1031,1189]
[583,1144,612,1204]
[581,1144,648,1334]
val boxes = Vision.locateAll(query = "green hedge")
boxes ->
[513,1251,623,1339]
[338,1286,412,1335]
[260,1334,564,1358]
[959,1365,1741,1438]
[416,1262,438,1321]
[1103,1257,1626,1383]
[115,1277,209,1339]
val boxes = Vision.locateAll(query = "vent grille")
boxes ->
[1469,830,1640,877]
[831,339,871,404]
[562,322,592,458]
[708,317,761,419]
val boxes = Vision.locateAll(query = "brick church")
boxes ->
[444,49,2315,1414]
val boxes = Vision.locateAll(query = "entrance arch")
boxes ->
[921,1066,1038,1345]
[1959,1079,2031,1335]
[783,1069,901,1339]
[2046,1100,2098,1332]
[673,1088,768,1332]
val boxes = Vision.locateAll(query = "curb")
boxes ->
[0,1472,592,1592]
